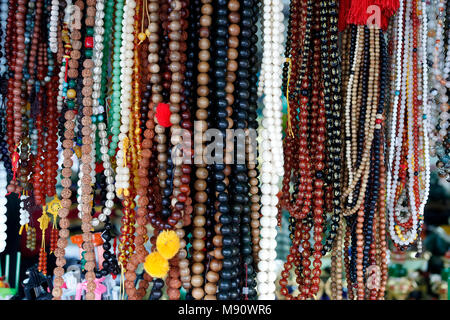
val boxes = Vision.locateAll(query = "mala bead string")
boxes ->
[115,0,135,199]
[418,0,430,251]
[79,0,98,300]
[191,0,212,301]
[124,0,154,300]
[0,162,7,253]
[116,0,137,272]
[320,0,342,256]
[5,0,28,195]
[248,0,261,271]
[342,25,379,217]
[145,2,172,300]
[107,0,124,159]
[203,0,229,301]
[91,0,116,227]
[237,0,257,300]
[163,0,191,301]
[279,0,304,215]
[49,0,58,53]
[377,131,388,299]
[257,0,284,300]
[216,0,241,301]
[386,0,429,250]
[428,0,449,180]
[52,0,84,300]
[176,0,195,293]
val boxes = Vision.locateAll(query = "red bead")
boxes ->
[85,37,94,48]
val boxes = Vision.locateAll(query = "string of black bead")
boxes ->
[212,0,235,300]
[0,1,11,180]
[99,217,120,277]
[182,0,200,300]
[245,0,259,298]
[234,0,257,300]
[281,0,293,96]
[292,0,312,100]
[319,0,342,255]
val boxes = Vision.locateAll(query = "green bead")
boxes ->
[86,27,94,36]
[67,99,75,109]
[68,79,76,88]
[112,128,120,136]
[85,49,93,58]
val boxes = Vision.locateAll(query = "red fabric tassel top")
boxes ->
[338,0,400,31]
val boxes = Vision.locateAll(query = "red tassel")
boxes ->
[340,0,399,30]
[155,103,172,128]
[338,0,352,31]
[347,0,369,26]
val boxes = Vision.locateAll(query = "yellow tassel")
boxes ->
[143,252,169,278]
[156,230,180,260]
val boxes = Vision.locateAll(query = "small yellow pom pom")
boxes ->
[156,230,180,259]
[143,252,169,278]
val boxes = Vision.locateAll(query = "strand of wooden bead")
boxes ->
[330,235,338,299]
[355,205,365,300]
[80,0,98,300]
[378,139,388,299]
[191,0,212,300]
[335,219,344,300]
[165,0,186,301]
[51,0,84,299]
[343,26,378,217]
[350,28,363,178]
[343,26,362,209]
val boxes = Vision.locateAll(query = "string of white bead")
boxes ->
[257,9,266,98]
[0,162,7,253]
[114,0,135,197]
[49,0,59,53]
[256,0,284,301]
[90,0,113,227]
[19,194,30,229]
[388,1,409,244]
[343,26,362,208]
[386,0,404,211]
[0,0,8,76]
